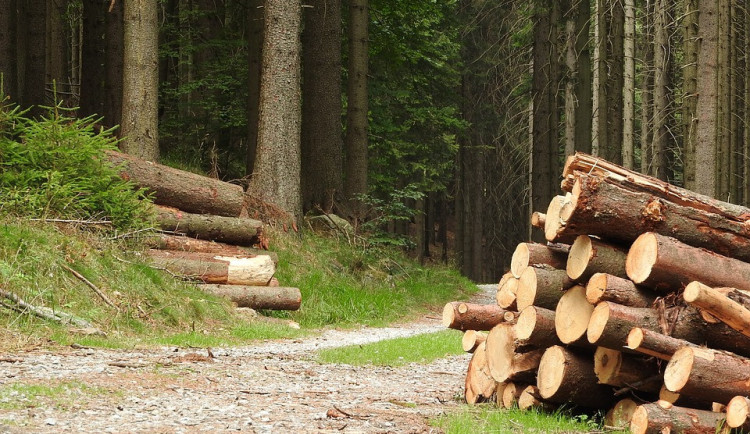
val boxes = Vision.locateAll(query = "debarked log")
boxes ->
[147,250,275,285]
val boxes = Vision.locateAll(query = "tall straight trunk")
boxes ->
[730,0,741,203]
[46,0,68,105]
[640,0,654,174]
[248,0,303,220]
[695,0,719,196]
[592,0,606,156]
[0,0,17,98]
[622,0,635,169]
[246,0,263,176]
[564,1,576,157]
[682,0,699,190]
[717,0,731,200]
[80,0,107,117]
[104,0,123,129]
[344,0,369,217]
[605,1,624,165]
[574,0,592,154]
[121,0,159,161]
[651,0,669,180]
[745,5,750,206]
[301,0,343,212]
[23,0,47,115]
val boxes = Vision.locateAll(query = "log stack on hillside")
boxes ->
[111,151,300,311]
[443,152,750,431]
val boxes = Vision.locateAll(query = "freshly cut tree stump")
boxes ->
[537,345,614,407]
[462,330,487,353]
[587,302,662,350]
[496,274,519,309]
[684,282,750,338]
[510,242,568,278]
[585,273,655,307]
[555,285,595,345]
[107,150,248,217]
[148,234,278,263]
[516,267,575,311]
[518,385,555,411]
[531,212,546,230]
[566,235,628,282]
[514,306,561,349]
[198,284,300,310]
[501,382,525,408]
[726,396,750,429]
[465,341,496,404]
[626,232,750,293]
[630,400,727,434]
[664,346,750,404]
[626,327,695,361]
[604,398,639,430]
[157,206,262,247]
[486,323,544,383]
[593,347,660,392]
[147,250,275,285]
[442,302,509,331]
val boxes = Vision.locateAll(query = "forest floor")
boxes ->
[0,286,496,433]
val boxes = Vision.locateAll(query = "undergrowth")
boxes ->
[432,406,612,434]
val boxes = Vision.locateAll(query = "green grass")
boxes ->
[0,380,117,410]
[433,406,608,434]
[316,329,464,366]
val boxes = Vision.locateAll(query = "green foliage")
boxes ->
[355,184,425,249]
[316,329,463,366]
[0,98,154,231]
[432,406,612,434]
[0,380,115,410]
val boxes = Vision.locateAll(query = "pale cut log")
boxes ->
[147,234,278,263]
[514,306,560,348]
[593,347,660,393]
[501,382,525,408]
[530,212,546,230]
[465,341,496,404]
[516,267,575,311]
[587,301,662,350]
[462,330,487,353]
[147,250,275,285]
[536,345,614,407]
[684,282,750,338]
[198,284,300,310]
[510,242,568,278]
[563,152,750,262]
[626,327,695,360]
[604,398,639,430]
[485,323,544,383]
[107,150,248,217]
[726,396,750,428]
[585,273,655,307]
[496,274,519,309]
[664,346,750,404]
[442,302,508,331]
[157,206,262,247]
[554,285,594,345]
[626,232,750,293]
[630,400,727,434]
[494,382,509,408]
[658,385,714,411]
[566,235,628,282]
[518,385,555,411]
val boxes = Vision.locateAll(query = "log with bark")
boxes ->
[107,150,248,217]
[516,266,575,311]
[464,341,497,404]
[629,400,727,434]
[683,282,750,338]
[485,323,544,384]
[157,206,262,247]
[593,347,660,393]
[544,194,577,243]
[442,302,512,331]
[198,284,301,310]
[517,385,555,411]
[514,305,561,349]
[586,301,663,351]
[462,330,487,353]
[566,235,628,282]
[657,385,714,411]
[536,345,615,407]
[585,272,655,308]
[554,285,595,345]
[531,212,546,230]
[147,250,275,285]
[510,242,569,279]
[496,272,519,309]
[147,234,278,263]
[664,346,750,404]
[625,327,696,361]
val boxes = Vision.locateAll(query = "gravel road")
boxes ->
[0,285,495,433]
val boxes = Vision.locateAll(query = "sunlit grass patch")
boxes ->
[0,380,117,410]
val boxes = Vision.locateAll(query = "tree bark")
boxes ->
[585,273,655,307]
[199,284,300,310]
[514,305,561,349]
[650,0,670,180]
[683,282,750,338]
[694,0,719,197]
[626,327,696,361]
[510,242,568,278]
[104,0,123,130]
[107,150,248,217]
[537,345,614,407]
[156,207,262,247]
[516,267,575,311]
[121,0,159,162]
[587,301,662,351]
[147,250,275,286]
[246,0,263,175]
[0,0,17,99]
[626,232,750,293]
[442,302,510,331]
[682,0,699,190]
[146,234,276,263]
[554,285,595,345]
[22,0,46,115]
[630,400,726,434]
[566,235,628,282]
[80,0,107,118]
[621,0,634,169]
[664,346,750,405]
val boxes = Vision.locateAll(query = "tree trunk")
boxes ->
[246,0,263,176]
[199,284,300,310]
[717,0,731,200]
[516,267,575,311]
[639,0,654,173]
[604,0,623,165]
[22,0,47,115]
[683,282,750,338]
[462,330,487,353]
[591,0,606,157]
[630,400,727,434]
[301,0,343,213]
[510,242,569,278]
[650,0,669,180]
[147,250,275,286]
[0,0,17,99]
[694,0,719,197]
[554,285,595,344]
[585,273,656,307]
[621,0,634,168]
[146,234,276,263]
[121,0,159,161]
[593,347,660,392]
[156,207,262,247]
[80,0,107,117]
[442,302,511,331]
[104,0,123,130]
[664,346,750,404]
[626,327,696,361]
[587,301,663,351]
[574,0,592,154]
[566,235,628,282]
[514,305,561,349]
[682,0,699,190]
[537,345,614,407]
[46,0,69,107]
[626,232,750,292]
[248,0,303,220]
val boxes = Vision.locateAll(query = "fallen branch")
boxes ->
[0,289,102,333]
[61,264,119,312]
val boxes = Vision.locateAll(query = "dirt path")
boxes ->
[0,286,495,433]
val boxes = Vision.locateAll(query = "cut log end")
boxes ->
[511,243,531,278]
[537,346,566,399]
[629,405,649,434]
[566,235,593,281]
[625,232,658,285]
[585,272,608,304]
[462,330,487,353]
[441,303,456,328]
[515,306,537,341]
[726,396,750,428]
[516,267,537,310]
[554,285,593,344]
[593,347,621,386]
[586,301,611,344]
[663,346,696,393]
[605,398,638,430]
[531,212,546,230]
[626,327,644,350]
[544,195,566,242]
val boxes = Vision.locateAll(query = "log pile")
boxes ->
[443,152,750,431]
[112,151,300,311]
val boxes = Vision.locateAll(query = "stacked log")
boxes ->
[110,151,299,311]
[443,152,750,430]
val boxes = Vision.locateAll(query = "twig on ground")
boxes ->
[0,289,102,333]
[29,218,112,225]
[61,263,120,312]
